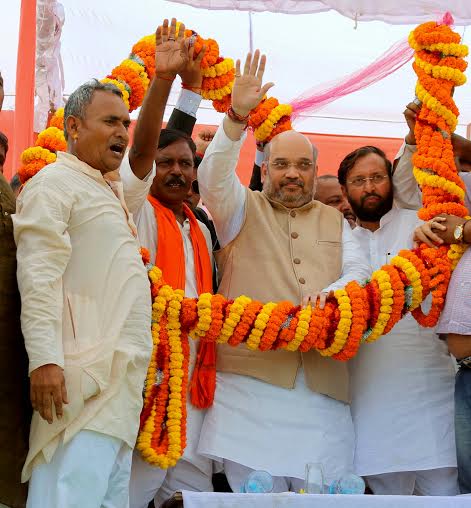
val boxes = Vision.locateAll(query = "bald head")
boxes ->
[261,129,318,209]
[264,130,318,163]
[315,174,356,227]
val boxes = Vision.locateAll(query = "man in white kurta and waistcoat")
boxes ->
[196,51,370,492]
[338,145,459,495]
[13,21,187,506]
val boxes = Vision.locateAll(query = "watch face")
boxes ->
[454,225,463,241]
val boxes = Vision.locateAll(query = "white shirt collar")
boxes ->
[355,207,400,235]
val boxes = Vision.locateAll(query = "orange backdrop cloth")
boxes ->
[11,0,36,180]
[1,116,402,181]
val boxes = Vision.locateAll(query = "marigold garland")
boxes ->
[20,22,292,184]
[19,18,471,470]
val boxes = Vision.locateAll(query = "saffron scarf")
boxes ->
[147,195,216,409]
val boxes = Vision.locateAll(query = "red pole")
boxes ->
[12,0,37,176]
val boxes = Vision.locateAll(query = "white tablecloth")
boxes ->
[182,492,471,508]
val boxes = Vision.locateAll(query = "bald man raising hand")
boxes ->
[196,51,369,492]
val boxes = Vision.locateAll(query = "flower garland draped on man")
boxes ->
[12,18,192,507]
[195,50,370,491]
[120,19,217,508]
[339,145,458,495]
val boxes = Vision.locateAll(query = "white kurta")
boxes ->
[196,124,371,484]
[13,152,152,481]
[120,159,213,476]
[350,208,457,476]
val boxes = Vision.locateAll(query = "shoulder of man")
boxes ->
[17,162,76,206]
[314,199,344,220]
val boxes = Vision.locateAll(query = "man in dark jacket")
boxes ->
[0,129,31,508]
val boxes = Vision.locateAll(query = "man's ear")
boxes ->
[341,184,348,200]
[261,161,268,184]
[65,115,80,141]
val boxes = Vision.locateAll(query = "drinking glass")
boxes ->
[242,470,274,493]
[304,462,325,494]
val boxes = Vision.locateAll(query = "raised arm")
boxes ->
[392,102,421,210]
[167,44,206,136]
[198,51,274,247]
[129,18,189,179]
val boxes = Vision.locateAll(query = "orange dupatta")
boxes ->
[147,195,216,408]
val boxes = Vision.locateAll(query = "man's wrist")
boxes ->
[156,74,176,82]
[227,107,249,125]
[463,219,471,244]
[405,133,416,145]
[182,83,202,95]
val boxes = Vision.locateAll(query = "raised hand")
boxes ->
[155,18,189,79]
[231,50,274,117]
[195,129,216,155]
[179,44,207,92]
[403,101,420,145]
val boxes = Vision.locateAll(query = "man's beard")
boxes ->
[263,176,313,208]
[348,191,393,222]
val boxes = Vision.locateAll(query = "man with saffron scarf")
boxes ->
[13,19,189,507]
[196,51,369,492]
[121,36,215,508]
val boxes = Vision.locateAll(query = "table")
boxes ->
[182,491,471,508]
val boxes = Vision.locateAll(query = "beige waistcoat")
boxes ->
[216,190,350,403]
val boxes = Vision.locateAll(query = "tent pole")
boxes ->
[13,0,37,174]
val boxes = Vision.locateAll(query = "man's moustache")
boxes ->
[281,181,304,188]
[165,178,186,186]
[361,193,382,204]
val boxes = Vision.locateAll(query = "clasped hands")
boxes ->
[414,214,470,248]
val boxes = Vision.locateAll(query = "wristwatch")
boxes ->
[453,220,470,243]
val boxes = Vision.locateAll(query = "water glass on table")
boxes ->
[241,470,274,493]
[329,473,365,494]
[304,462,325,494]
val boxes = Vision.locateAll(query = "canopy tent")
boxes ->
[165,0,471,24]
[2,0,471,178]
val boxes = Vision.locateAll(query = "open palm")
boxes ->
[232,51,274,117]
[155,19,189,78]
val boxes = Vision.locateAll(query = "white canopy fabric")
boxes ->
[165,0,471,25]
[2,0,471,138]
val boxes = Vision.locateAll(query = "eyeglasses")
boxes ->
[347,174,389,188]
[269,160,314,171]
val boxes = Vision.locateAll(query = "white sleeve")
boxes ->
[197,122,247,248]
[322,220,371,293]
[176,89,203,117]
[12,173,72,373]
[392,143,422,210]
[119,151,155,216]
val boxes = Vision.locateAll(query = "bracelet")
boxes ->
[182,83,202,94]
[227,106,250,124]
[156,75,175,82]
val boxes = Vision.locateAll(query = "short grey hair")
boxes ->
[263,140,319,164]
[63,79,123,140]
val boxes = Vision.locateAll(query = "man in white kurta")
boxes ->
[14,138,152,507]
[13,25,190,505]
[122,92,215,507]
[338,145,458,495]
[196,52,370,492]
